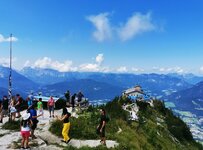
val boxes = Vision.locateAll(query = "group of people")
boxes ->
[0,94,23,123]
[20,104,43,149]
[20,95,56,149]
[26,94,55,118]
[20,103,108,149]
[0,92,108,149]
[65,90,85,110]
[19,97,71,149]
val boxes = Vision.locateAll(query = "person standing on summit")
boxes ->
[15,94,23,118]
[47,96,55,118]
[27,92,34,108]
[97,108,107,145]
[56,106,71,144]
[77,91,84,103]
[71,94,76,111]
[0,96,9,123]
[37,98,44,119]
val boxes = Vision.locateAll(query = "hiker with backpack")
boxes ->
[47,96,55,118]
[97,108,108,145]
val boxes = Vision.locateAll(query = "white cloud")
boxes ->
[0,58,10,67]
[0,57,17,67]
[33,57,76,72]
[118,12,156,41]
[117,66,128,72]
[153,66,185,74]
[79,63,99,72]
[23,60,31,68]
[86,12,159,42]
[200,66,203,74]
[0,34,18,43]
[95,54,104,64]
[86,13,112,42]
[79,53,109,72]
[24,54,107,72]
[131,67,144,72]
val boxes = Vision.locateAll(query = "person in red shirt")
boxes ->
[47,96,55,118]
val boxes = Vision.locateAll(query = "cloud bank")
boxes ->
[23,54,108,72]
[87,12,157,42]
[0,55,191,75]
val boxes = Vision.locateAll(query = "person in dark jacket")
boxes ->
[97,108,107,145]
[71,94,76,110]
[15,94,23,118]
[0,96,9,123]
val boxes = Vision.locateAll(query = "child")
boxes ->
[20,112,32,149]
[37,98,44,119]
[10,96,16,121]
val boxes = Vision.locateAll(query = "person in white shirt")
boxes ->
[20,112,32,149]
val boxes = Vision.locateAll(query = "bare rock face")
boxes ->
[31,145,61,150]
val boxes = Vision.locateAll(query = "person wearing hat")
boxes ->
[20,112,32,149]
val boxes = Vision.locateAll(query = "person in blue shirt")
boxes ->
[27,93,35,108]
[27,105,42,139]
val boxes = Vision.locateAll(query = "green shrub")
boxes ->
[70,116,98,139]
[119,96,133,105]
[136,100,150,112]
[49,120,63,137]
[49,112,99,139]
[153,100,166,115]
[165,110,193,141]
[105,97,129,121]
[49,109,119,141]
[2,120,20,131]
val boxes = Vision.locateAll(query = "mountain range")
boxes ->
[0,66,201,100]
[0,65,202,116]
[19,67,193,98]
[0,66,39,97]
[1,65,203,143]
[166,81,203,117]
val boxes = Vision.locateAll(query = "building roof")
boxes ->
[34,96,59,102]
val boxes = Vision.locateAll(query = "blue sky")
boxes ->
[0,0,203,74]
